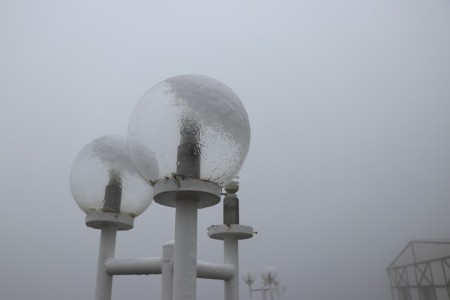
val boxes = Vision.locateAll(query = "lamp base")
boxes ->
[85,211,134,230]
[153,178,221,208]
[207,224,254,240]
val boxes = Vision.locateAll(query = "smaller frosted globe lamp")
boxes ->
[242,270,257,286]
[261,266,278,286]
[70,135,154,230]
[128,74,251,207]
[242,270,257,297]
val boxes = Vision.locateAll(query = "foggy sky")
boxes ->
[1,1,450,300]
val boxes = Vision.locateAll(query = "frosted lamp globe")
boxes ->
[262,266,278,285]
[128,74,251,188]
[70,135,154,218]
[242,270,257,285]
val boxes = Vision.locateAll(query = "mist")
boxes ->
[1,1,450,299]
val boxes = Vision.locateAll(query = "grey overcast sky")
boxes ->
[1,1,450,300]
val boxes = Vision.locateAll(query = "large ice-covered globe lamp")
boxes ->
[70,135,154,230]
[128,74,251,300]
[128,74,251,206]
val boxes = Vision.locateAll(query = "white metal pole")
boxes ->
[269,284,274,300]
[224,235,239,300]
[162,241,174,300]
[261,287,267,300]
[105,257,162,275]
[95,226,117,300]
[173,199,198,300]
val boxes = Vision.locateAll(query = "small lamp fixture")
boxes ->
[242,270,257,297]
[70,135,154,230]
[261,266,278,286]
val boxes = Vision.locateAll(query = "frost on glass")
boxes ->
[128,74,251,186]
[70,135,154,217]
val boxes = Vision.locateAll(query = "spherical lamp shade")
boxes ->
[262,266,278,285]
[242,270,257,286]
[128,74,251,188]
[70,135,154,218]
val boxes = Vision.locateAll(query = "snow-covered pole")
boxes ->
[208,180,254,300]
[262,267,277,300]
[162,241,174,300]
[126,74,252,300]
[172,121,200,300]
[95,225,117,300]
[174,198,198,300]
[262,286,267,300]
[223,181,240,300]
[105,257,162,275]
[224,235,239,300]
[153,181,222,300]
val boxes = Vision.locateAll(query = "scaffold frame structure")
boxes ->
[387,240,450,300]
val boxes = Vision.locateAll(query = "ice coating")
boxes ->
[163,75,250,148]
[128,74,251,186]
[70,135,154,217]
[127,140,159,185]
[90,135,139,175]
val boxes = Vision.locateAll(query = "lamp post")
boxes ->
[128,74,251,300]
[70,74,252,300]
[128,75,250,300]
[262,266,277,300]
[208,179,254,300]
[242,270,257,298]
[243,267,286,300]
[69,135,154,300]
